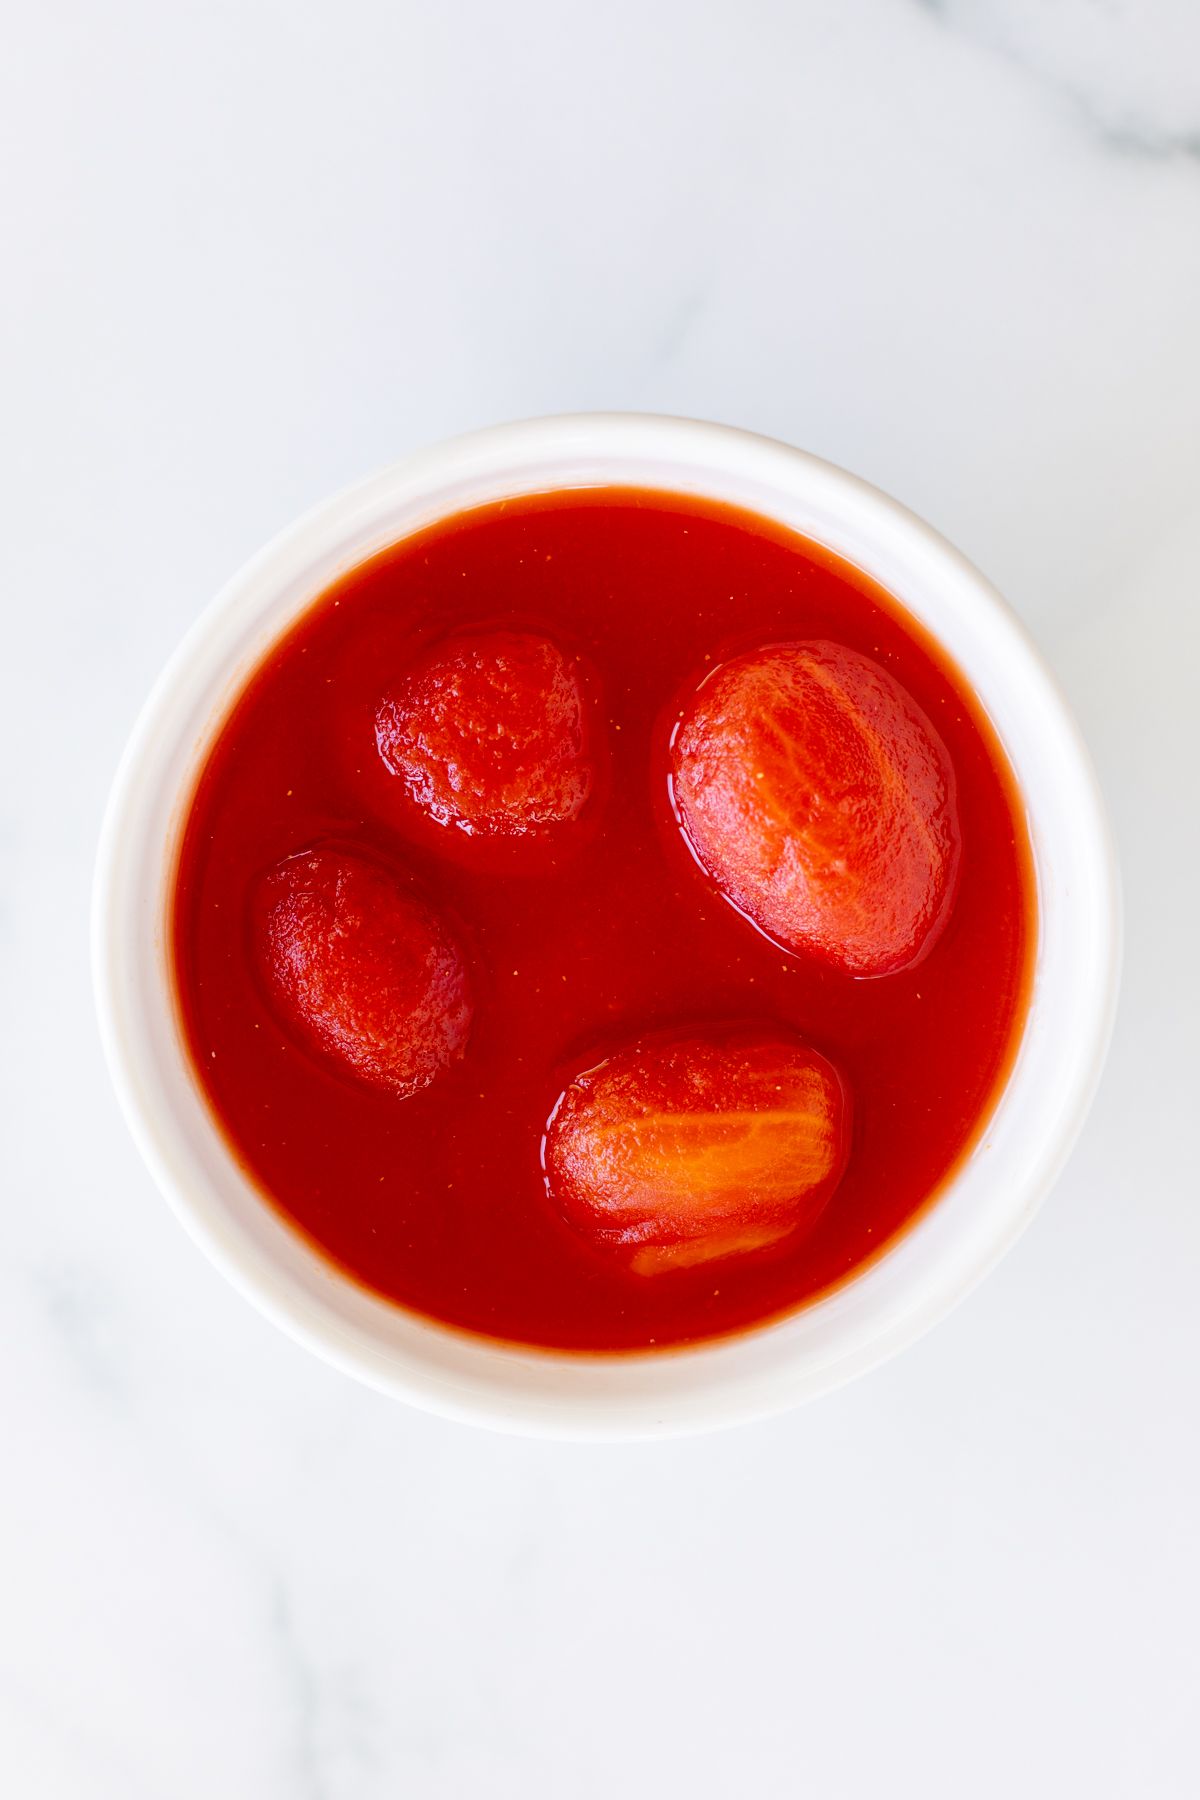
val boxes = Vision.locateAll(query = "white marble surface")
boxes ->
[3,1,1199,1793]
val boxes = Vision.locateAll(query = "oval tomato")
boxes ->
[671,641,960,976]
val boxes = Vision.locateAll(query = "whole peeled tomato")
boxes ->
[671,641,960,976]
[253,848,472,1099]
[543,1027,849,1275]
[375,630,595,838]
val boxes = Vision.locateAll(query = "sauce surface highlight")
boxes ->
[172,488,1035,1351]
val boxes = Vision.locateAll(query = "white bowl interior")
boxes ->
[93,415,1119,1438]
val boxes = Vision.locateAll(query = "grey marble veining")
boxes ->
[916,0,1200,157]
[3,0,1200,1793]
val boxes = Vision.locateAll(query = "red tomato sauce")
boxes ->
[171,488,1035,1351]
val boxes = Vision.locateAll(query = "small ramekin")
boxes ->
[92,415,1120,1438]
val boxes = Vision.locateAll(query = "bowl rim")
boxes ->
[92,412,1121,1439]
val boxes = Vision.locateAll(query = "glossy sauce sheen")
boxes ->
[172,489,1035,1351]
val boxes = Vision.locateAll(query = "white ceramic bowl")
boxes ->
[93,414,1120,1438]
